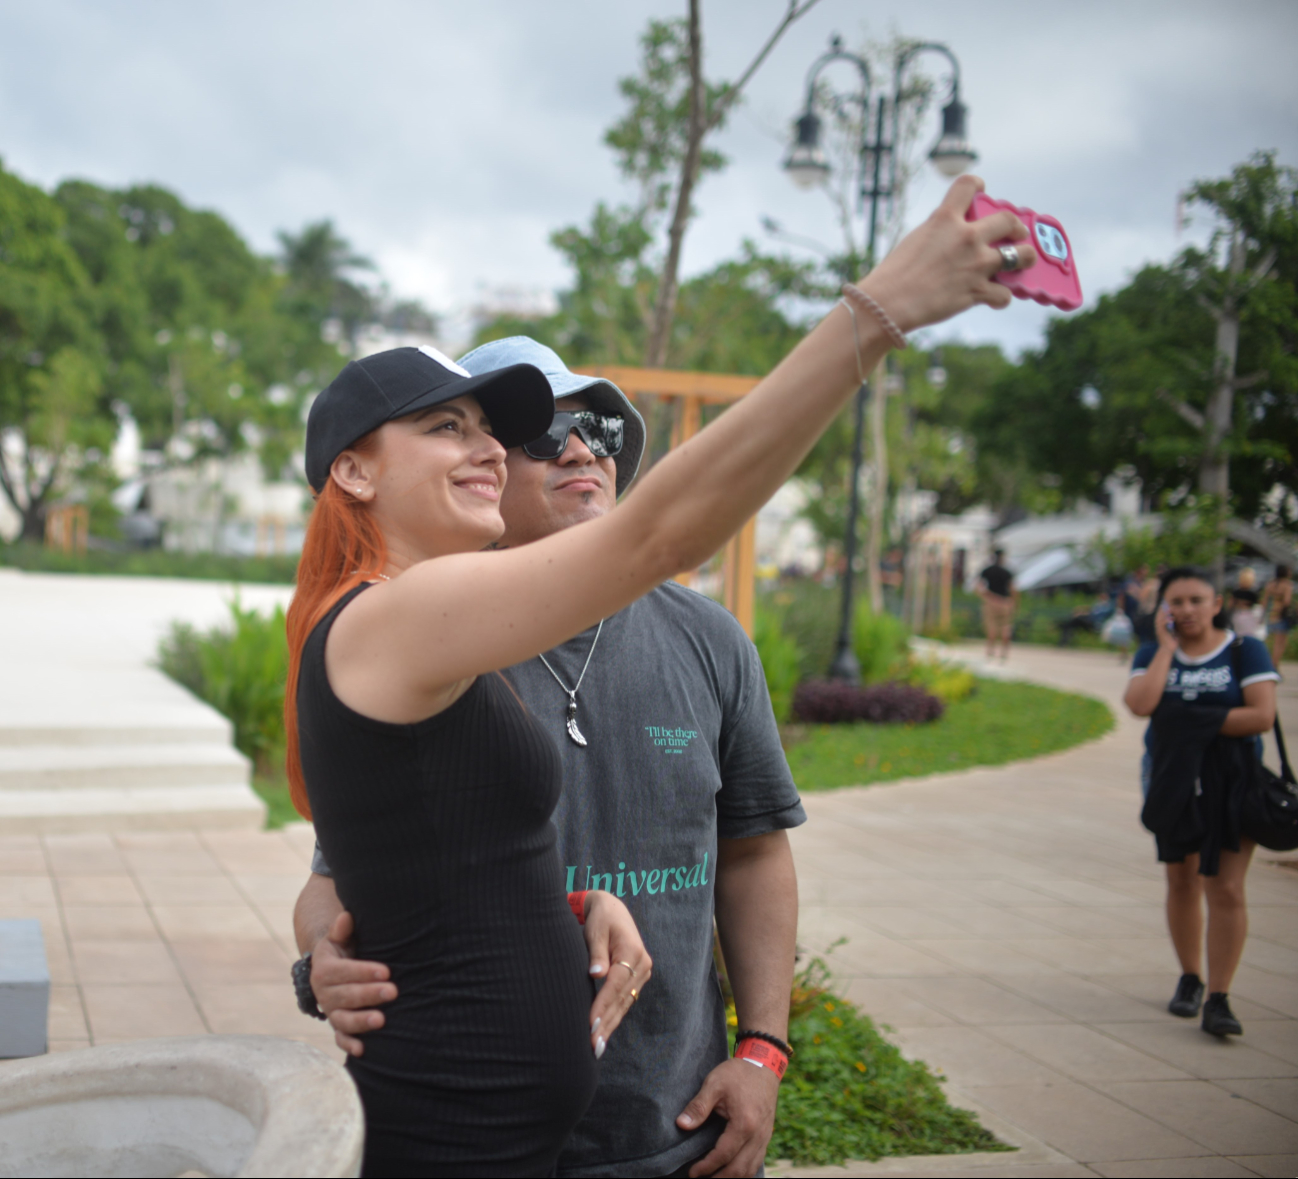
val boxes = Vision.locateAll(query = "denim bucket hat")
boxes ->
[457,337,645,496]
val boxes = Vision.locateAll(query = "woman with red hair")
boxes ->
[287,177,1035,1176]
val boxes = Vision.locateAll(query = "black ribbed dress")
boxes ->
[297,585,599,1177]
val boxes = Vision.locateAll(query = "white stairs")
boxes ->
[0,569,279,833]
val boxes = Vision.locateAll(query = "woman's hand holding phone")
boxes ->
[1157,602,1179,651]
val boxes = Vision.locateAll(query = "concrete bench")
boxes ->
[0,919,49,1058]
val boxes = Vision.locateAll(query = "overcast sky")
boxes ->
[2,0,1295,358]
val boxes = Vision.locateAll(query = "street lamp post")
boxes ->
[783,34,976,681]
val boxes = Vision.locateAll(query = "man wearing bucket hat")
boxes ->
[295,336,804,1178]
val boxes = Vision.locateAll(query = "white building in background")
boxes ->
[755,480,822,577]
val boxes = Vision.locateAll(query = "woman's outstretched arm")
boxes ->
[330,177,1035,718]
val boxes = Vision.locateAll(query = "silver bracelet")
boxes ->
[837,298,867,386]
[841,283,908,350]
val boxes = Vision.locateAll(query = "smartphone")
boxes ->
[966,194,1083,312]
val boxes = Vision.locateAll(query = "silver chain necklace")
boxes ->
[537,620,604,747]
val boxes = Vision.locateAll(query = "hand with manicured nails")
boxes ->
[677,1056,780,1178]
[310,891,650,1058]
[581,890,653,1058]
[861,175,1038,333]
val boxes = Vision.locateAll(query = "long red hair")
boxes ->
[285,436,386,819]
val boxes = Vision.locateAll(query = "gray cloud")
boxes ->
[2,0,1294,356]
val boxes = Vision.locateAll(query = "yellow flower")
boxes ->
[823,1001,836,1013]
[727,1013,738,1027]
[855,1061,866,1073]
[812,1035,822,1045]
[830,1016,843,1028]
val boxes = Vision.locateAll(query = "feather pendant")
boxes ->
[565,698,589,747]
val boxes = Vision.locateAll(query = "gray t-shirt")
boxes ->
[311,581,805,1177]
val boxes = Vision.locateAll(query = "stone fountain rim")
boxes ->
[0,1035,363,1179]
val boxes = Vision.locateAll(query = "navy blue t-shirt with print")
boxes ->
[1130,630,1278,754]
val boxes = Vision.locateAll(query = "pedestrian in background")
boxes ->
[978,548,1017,661]
[1262,564,1295,671]
[1229,568,1261,638]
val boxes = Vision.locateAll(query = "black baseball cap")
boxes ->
[304,346,554,492]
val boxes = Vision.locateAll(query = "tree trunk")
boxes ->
[1199,230,1244,588]
[644,0,706,369]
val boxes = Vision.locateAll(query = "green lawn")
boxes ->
[783,677,1113,791]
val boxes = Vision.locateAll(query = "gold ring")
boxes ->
[629,987,639,1002]
[614,960,636,979]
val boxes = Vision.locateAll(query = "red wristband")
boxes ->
[734,1036,789,1080]
[567,891,589,925]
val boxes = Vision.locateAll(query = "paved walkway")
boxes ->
[2,609,1295,1174]
[784,644,1298,1178]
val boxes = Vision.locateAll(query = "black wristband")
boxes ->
[292,954,328,1020]
[734,1029,793,1059]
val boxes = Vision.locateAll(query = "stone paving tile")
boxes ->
[42,833,127,875]
[228,873,309,906]
[923,905,1064,941]
[0,875,57,906]
[1097,972,1287,1022]
[201,830,306,875]
[848,906,972,940]
[1007,937,1175,976]
[47,984,88,1040]
[1245,1021,1298,1068]
[0,835,47,873]
[1240,939,1298,976]
[81,984,206,1039]
[990,973,1158,1023]
[1214,1078,1298,1121]
[254,903,300,955]
[54,873,144,906]
[70,939,180,985]
[901,977,1068,1026]
[965,1080,1205,1162]
[1094,1020,1298,1079]
[1249,907,1298,951]
[1104,1080,1298,1156]
[911,939,1067,976]
[894,1026,1071,1086]
[990,1023,1190,1083]
[134,873,244,906]
[193,982,335,1044]
[151,904,274,941]
[116,832,223,877]
[1090,1158,1259,1177]
[61,904,156,940]
[1021,906,1152,939]
[1229,1153,1298,1177]
[837,978,955,1029]
[169,937,293,985]
[1228,965,1298,1019]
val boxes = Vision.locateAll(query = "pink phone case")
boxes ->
[966,194,1083,311]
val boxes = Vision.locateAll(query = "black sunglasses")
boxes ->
[522,411,624,461]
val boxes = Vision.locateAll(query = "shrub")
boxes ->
[767,953,1006,1165]
[158,599,288,770]
[753,605,803,723]
[791,679,944,725]
[853,599,909,683]
[903,658,977,704]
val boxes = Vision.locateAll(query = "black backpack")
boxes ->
[1231,639,1298,851]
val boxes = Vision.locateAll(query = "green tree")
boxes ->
[277,219,377,350]
[591,1,818,366]
[0,161,111,539]
[966,153,1298,546]
[55,181,346,481]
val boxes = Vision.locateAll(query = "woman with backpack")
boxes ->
[1124,567,1278,1037]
